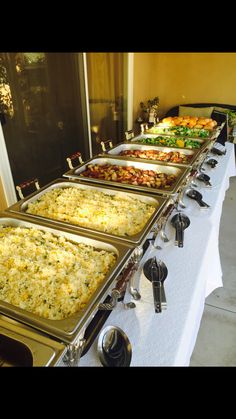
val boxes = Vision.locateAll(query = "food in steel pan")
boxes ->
[80,164,177,189]
[26,187,156,236]
[119,149,192,164]
[0,226,116,320]
[136,136,202,149]
[160,116,217,130]
[146,126,210,138]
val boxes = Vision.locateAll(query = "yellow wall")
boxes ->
[0,177,7,211]
[133,52,236,122]
[133,53,157,123]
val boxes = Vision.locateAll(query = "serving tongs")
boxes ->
[143,257,168,313]
[170,212,190,248]
[186,188,210,209]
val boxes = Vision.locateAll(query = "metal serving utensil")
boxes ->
[97,325,132,367]
[186,188,210,209]
[210,146,226,156]
[196,172,212,187]
[143,257,168,313]
[170,212,190,248]
[206,158,218,168]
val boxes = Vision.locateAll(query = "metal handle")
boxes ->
[152,281,162,313]
[151,261,162,313]
[157,202,175,242]
[63,339,86,367]
[66,151,83,169]
[128,247,143,300]
[140,123,148,134]
[198,199,210,209]
[98,261,136,310]
[125,130,134,140]
[175,221,184,247]
[16,178,40,199]
[115,261,136,296]
[162,202,175,218]
[100,140,113,152]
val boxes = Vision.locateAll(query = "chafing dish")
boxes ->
[129,133,212,150]
[0,315,66,366]
[103,142,201,167]
[143,125,219,141]
[0,214,133,351]
[7,178,169,246]
[63,156,191,196]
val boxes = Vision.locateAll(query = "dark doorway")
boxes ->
[0,52,89,196]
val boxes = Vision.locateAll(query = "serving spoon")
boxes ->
[170,212,190,248]
[186,188,210,209]
[143,257,168,313]
[196,172,212,187]
[206,158,218,168]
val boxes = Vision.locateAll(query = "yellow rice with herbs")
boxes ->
[26,187,156,236]
[0,226,116,320]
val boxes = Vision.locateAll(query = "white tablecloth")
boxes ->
[68,143,236,367]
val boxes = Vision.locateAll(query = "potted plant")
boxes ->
[137,96,159,124]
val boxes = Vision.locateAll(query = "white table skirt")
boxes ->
[65,143,236,367]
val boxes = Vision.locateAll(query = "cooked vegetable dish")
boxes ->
[26,187,156,236]
[136,136,202,149]
[80,164,177,189]
[119,149,192,164]
[0,226,116,320]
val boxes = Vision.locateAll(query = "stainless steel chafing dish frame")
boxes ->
[7,178,169,247]
[0,314,67,366]
[0,214,134,347]
[63,156,191,197]
[102,141,203,167]
[129,133,213,149]
[143,125,220,141]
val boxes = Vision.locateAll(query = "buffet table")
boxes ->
[73,142,235,367]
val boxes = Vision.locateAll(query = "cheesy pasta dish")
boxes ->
[0,226,116,320]
[26,187,156,236]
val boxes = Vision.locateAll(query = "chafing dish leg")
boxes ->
[98,290,120,310]
[160,223,169,243]
[129,247,143,300]
[191,180,198,188]
[177,189,187,209]
[63,338,86,367]
[123,301,136,309]
[99,257,140,311]
[129,288,141,301]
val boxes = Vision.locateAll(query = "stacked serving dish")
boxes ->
[8,178,168,246]
[63,156,191,197]
[0,212,134,366]
[3,177,171,366]
[101,141,205,168]
[0,117,225,366]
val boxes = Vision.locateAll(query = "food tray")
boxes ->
[143,125,219,140]
[105,142,201,167]
[7,178,169,246]
[63,156,191,196]
[0,214,133,343]
[129,133,213,150]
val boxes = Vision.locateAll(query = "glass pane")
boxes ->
[0,52,89,195]
[86,52,128,155]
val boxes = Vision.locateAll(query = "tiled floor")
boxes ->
[190,176,236,366]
